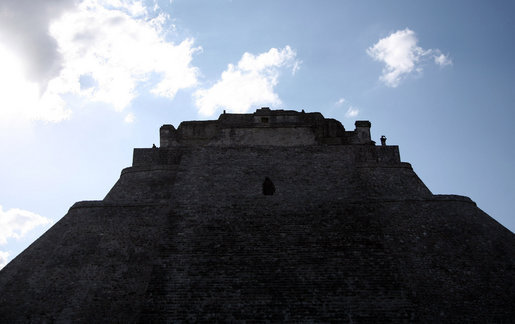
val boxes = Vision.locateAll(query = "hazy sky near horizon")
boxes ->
[0,0,514,268]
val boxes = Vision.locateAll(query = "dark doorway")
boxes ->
[262,177,276,195]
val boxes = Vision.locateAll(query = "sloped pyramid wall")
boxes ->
[0,134,514,322]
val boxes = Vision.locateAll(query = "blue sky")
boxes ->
[0,0,514,268]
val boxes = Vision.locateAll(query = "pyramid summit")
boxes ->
[1,108,514,322]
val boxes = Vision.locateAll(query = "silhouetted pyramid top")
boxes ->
[0,109,514,322]
[159,107,373,146]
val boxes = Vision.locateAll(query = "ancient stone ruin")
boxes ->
[0,108,514,322]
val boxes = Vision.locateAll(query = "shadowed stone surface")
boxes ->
[0,109,514,322]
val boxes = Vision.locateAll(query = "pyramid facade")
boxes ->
[1,108,514,322]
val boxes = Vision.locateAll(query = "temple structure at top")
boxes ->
[160,107,373,147]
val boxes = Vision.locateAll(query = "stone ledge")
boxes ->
[171,196,477,208]
[70,200,169,210]
[359,196,476,205]
[70,196,475,212]
[432,194,475,203]
[357,162,412,168]
[121,165,179,175]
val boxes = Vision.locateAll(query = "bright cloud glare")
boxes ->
[50,0,200,111]
[0,0,200,123]
[0,44,70,122]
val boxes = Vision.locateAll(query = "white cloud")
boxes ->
[194,46,300,116]
[124,112,135,123]
[0,205,52,246]
[0,251,9,269]
[367,28,451,87]
[0,0,200,122]
[345,106,359,118]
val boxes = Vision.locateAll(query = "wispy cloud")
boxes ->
[194,46,300,116]
[367,28,452,87]
[345,106,359,118]
[434,53,452,66]
[0,0,200,122]
[124,112,135,123]
[335,97,359,118]
[335,98,345,106]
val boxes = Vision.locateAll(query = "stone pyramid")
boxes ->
[1,108,514,322]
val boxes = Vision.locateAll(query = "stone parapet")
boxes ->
[159,108,374,146]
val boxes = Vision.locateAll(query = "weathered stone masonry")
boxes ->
[0,108,514,323]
